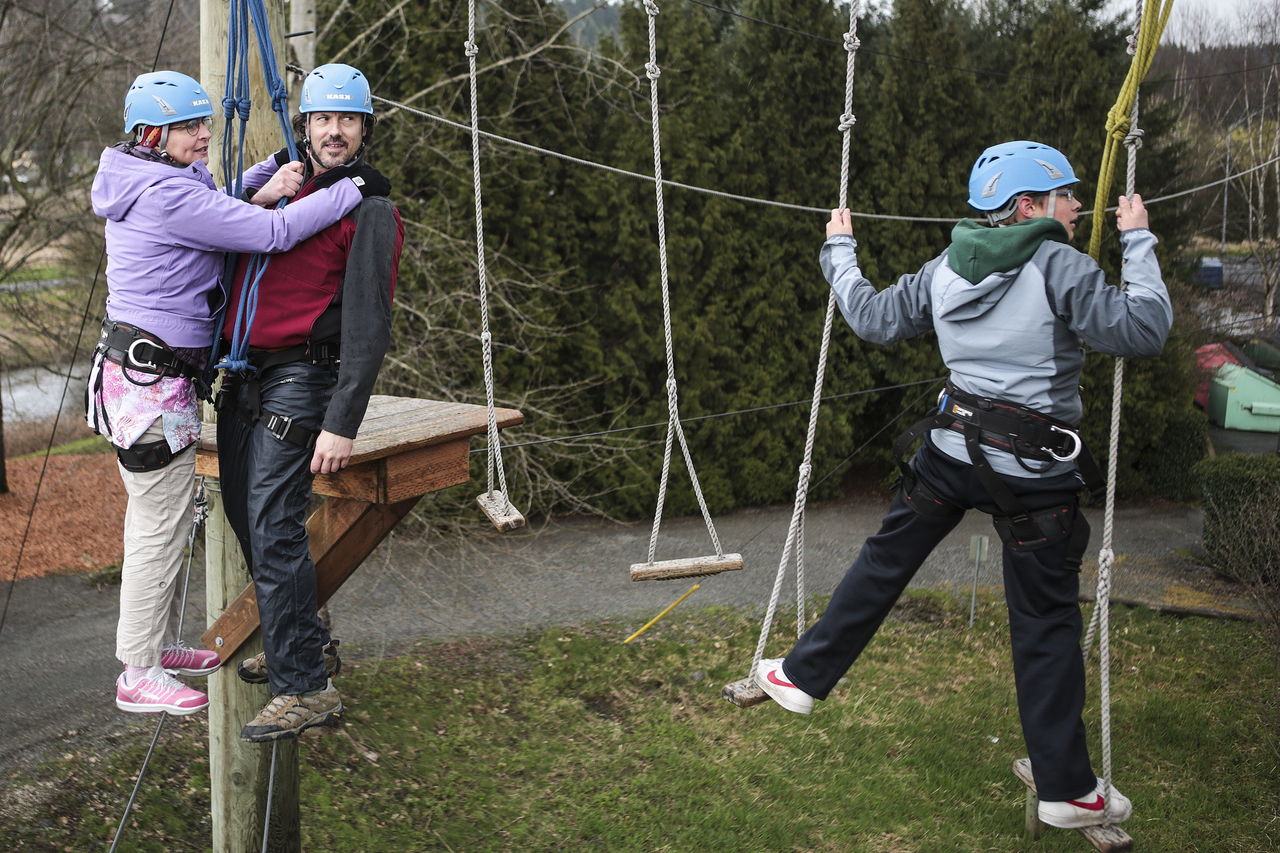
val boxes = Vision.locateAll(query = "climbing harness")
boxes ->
[213,343,341,451]
[723,1,863,705]
[1076,0,1176,828]
[209,0,301,377]
[464,0,525,532]
[628,0,742,584]
[85,320,202,472]
[891,383,1104,550]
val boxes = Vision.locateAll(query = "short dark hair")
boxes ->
[290,111,377,146]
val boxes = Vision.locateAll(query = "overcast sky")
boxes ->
[1107,0,1268,45]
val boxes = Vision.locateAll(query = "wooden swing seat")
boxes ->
[629,552,743,582]
[721,677,769,707]
[1013,758,1133,852]
[476,490,526,531]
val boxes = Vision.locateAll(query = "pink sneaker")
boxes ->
[116,671,209,715]
[161,642,222,677]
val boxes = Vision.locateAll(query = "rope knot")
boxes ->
[797,462,812,478]
[464,40,479,57]
[643,0,660,16]
[1098,547,1115,570]
[1124,126,1145,150]
[1126,32,1138,55]
[236,96,252,121]
[645,62,662,80]
[838,113,857,132]
[843,33,861,52]
[222,96,237,118]
[480,331,492,345]
[1105,106,1130,141]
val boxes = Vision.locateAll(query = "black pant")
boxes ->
[218,362,334,696]
[783,440,1096,801]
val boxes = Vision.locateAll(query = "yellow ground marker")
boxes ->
[623,584,701,643]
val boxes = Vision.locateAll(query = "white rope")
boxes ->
[363,89,1277,223]
[464,0,517,517]
[748,1,863,677]
[639,0,725,566]
[1084,0,1147,820]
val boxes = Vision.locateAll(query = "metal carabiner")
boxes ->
[1045,425,1082,463]
[125,337,160,372]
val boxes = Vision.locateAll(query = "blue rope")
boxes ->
[212,0,300,375]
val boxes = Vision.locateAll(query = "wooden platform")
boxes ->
[1013,758,1133,851]
[198,395,522,660]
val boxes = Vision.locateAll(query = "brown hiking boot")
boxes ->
[236,640,341,685]
[240,680,343,742]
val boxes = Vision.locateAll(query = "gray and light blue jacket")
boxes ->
[820,218,1173,477]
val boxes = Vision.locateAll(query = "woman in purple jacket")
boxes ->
[87,71,379,715]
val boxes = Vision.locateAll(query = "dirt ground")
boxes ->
[0,453,124,580]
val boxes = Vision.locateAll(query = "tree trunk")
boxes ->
[0,354,8,495]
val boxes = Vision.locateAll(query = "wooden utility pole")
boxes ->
[288,0,316,82]
[201,0,290,176]
[199,3,300,852]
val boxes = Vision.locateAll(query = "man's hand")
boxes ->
[310,430,354,475]
[1116,193,1149,232]
[826,208,854,238]
[252,161,305,207]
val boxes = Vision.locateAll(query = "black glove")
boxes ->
[272,145,302,167]
[344,161,392,199]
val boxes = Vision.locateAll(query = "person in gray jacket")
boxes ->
[754,141,1172,831]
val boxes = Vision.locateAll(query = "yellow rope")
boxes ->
[623,584,701,643]
[1087,0,1177,262]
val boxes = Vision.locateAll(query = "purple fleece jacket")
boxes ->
[90,146,362,348]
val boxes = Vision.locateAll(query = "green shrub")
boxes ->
[1193,453,1280,585]
[1136,406,1210,502]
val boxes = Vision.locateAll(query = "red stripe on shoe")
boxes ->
[766,669,798,689]
[1067,795,1105,811]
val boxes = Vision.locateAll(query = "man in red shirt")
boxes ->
[216,63,404,742]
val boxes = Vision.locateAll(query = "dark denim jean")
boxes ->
[783,439,1096,801]
[218,362,334,695]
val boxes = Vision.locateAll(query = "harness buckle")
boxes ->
[1044,424,1082,463]
[125,337,160,372]
[263,412,294,441]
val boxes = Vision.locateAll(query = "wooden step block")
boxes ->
[630,553,744,582]
[476,491,525,532]
[722,677,769,707]
[1012,758,1133,852]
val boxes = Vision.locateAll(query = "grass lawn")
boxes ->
[1,594,1275,851]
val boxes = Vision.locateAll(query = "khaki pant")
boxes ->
[115,421,197,667]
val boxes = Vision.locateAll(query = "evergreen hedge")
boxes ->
[1193,453,1280,585]
[336,0,1201,520]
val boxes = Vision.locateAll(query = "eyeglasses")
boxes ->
[170,116,213,135]
[1052,189,1075,201]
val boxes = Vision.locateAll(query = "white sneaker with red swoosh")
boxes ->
[753,658,814,714]
[1039,779,1132,828]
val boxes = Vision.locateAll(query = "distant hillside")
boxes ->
[557,0,621,48]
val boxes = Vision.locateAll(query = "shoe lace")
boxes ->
[143,671,189,698]
[162,641,195,662]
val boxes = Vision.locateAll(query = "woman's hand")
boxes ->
[826,208,853,238]
[1116,194,1149,232]
[252,161,305,207]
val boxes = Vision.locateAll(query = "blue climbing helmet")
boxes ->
[123,71,213,133]
[967,140,1078,221]
[299,64,373,114]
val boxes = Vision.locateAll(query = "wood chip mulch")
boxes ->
[0,454,125,581]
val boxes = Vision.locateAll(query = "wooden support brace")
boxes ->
[476,490,525,532]
[721,677,769,708]
[1012,758,1133,852]
[201,495,421,661]
[630,553,744,582]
